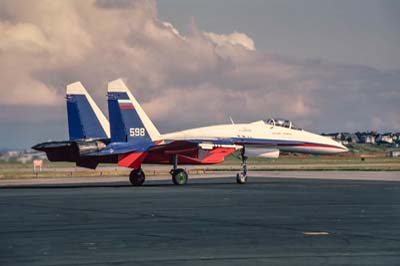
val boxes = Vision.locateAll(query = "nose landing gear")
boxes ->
[236,149,248,184]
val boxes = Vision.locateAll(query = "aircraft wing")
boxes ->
[82,139,239,168]
[144,140,241,165]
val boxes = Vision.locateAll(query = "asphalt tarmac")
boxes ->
[1,174,400,265]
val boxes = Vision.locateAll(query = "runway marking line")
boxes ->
[303,231,330,235]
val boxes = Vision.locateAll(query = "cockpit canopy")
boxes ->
[264,118,302,130]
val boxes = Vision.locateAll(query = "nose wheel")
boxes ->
[236,149,248,184]
[129,168,145,186]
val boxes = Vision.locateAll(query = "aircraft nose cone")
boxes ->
[323,135,349,153]
[336,142,349,153]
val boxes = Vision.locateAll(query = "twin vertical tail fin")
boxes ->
[66,82,110,140]
[66,78,159,146]
[107,79,160,144]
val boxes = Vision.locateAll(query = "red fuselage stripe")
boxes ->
[278,143,346,150]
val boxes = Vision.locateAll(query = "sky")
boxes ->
[0,0,399,149]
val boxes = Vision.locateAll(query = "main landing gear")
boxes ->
[129,168,145,186]
[129,151,248,186]
[170,154,188,185]
[129,155,188,186]
[236,149,248,184]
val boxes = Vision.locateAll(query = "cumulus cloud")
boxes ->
[204,31,256,51]
[0,0,399,148]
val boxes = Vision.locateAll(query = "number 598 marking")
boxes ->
[130,128,145,137]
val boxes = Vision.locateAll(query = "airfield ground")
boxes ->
[1,172,400,265]
[1,156,400,180]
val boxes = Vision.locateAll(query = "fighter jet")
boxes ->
[33,79,348,185]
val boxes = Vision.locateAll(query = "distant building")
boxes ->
[377,134,394,144]
[347,134,359,143]
[0,150,46,163]
[390,151,400,157]
[360,135,375,144]
[322,131,399,146]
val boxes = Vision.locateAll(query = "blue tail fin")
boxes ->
[66,82,110,140]
[107,79,160,144]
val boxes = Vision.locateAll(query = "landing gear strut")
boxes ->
[129,168,145,186]
[236,149,248,184]
[170,154,188,185]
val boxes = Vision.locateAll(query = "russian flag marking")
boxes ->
[118,99,134,109]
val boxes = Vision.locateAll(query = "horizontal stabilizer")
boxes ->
[85,141,153,157]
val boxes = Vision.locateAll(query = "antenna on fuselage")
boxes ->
[229,116,235,125]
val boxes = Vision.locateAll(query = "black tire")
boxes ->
[236,172,247,184]
[171,168,188,185]
[129,169,145,186]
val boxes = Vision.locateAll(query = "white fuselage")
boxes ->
[162,120,348,155]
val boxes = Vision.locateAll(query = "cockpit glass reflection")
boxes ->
[264,118,302,130]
